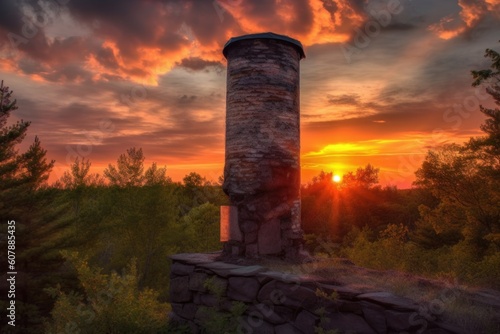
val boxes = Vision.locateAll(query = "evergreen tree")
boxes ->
[0,81,60,333]
[20,136,54,191]
[0,81,30,215]
[104,147,146,187]
[470,42,500,174]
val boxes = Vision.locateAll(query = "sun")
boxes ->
[333,174,341,183]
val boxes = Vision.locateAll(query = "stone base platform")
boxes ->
[169,252,468,334]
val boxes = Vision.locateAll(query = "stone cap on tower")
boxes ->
[223,32,305,59]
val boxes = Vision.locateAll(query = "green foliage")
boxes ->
[315,288,339,302]
[340,227,500,289]
[198,276,247,333]
[59,157,104,189]
[45,252,171,334]
[203,276,226,303]
[144,162,171,186]
[104,147,146,186]
[0,81,54,216]
[414,44,500,254]
[0,80,29,193]
[313,307,339,334]
[20,136,55,191]
[0,81,60,333]
[341,163,379,189]
[183,202,222,252]
[180,172,228,211]
[89,183,183,297]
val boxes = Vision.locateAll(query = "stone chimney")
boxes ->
[221,32,305,260]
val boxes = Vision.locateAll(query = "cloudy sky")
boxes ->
[1,0,499,187]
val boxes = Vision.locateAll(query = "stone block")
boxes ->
[227,276,261,302]
[423,329,455,334]
[228,265,266,277]
[361,302,387,334]
[275,323,302,334]
[432,321,469,334]
[258,280,280,304]
[258,219,282,255]
[187,320,199,334]
[323,312,377,334]
[245,243,259,258]
[189,272,208,292]
[247,302,286,325]
[294,310,318,334]
[283,285,318,310]
[358,291,419,311]
[171,303,182,315]
[197,261,241,278]
[337,300,363,314]
[258,280,304,307]
[232,245,243,256]
[274,305,296,322]
[241,220,259,233]
[194,307,211,324]
[174,303,198,320]
[385,309,413,331]
[170,276,192,303]
[199,293,219,307]
[237,316,275,334]
[171,262,195,276]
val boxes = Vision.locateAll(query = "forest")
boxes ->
[0,47,499,333]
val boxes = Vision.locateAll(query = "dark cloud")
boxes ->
[304,101,445,138]
[289,0,315,35]
[177,95,197,104]
[95,45,119,69]
[184,0,239,46]
[385,22,415,31]
[327,93,361,105]
[320,0,339,24]
[177,57,223,71]
[0,0,23,32]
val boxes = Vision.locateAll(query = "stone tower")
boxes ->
[222,32,305,260]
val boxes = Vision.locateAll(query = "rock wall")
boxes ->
[222,34,304,260]
[169,253,465,334]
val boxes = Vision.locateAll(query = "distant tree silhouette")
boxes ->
[341,164,379,189]
[104,147,146,187]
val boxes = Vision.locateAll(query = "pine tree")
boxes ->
[0,81,58,333]
[104,147,145,187]
[470,42,500,174]
[0,81,30,200]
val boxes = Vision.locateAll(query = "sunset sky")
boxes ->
[1,0,499,188]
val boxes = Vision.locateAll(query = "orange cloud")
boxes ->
[217,0,364,46]
[429,0,500,39]
[85,40,193,85]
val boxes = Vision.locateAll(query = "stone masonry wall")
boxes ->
[169,253,467,334]
[222,37,303,260]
